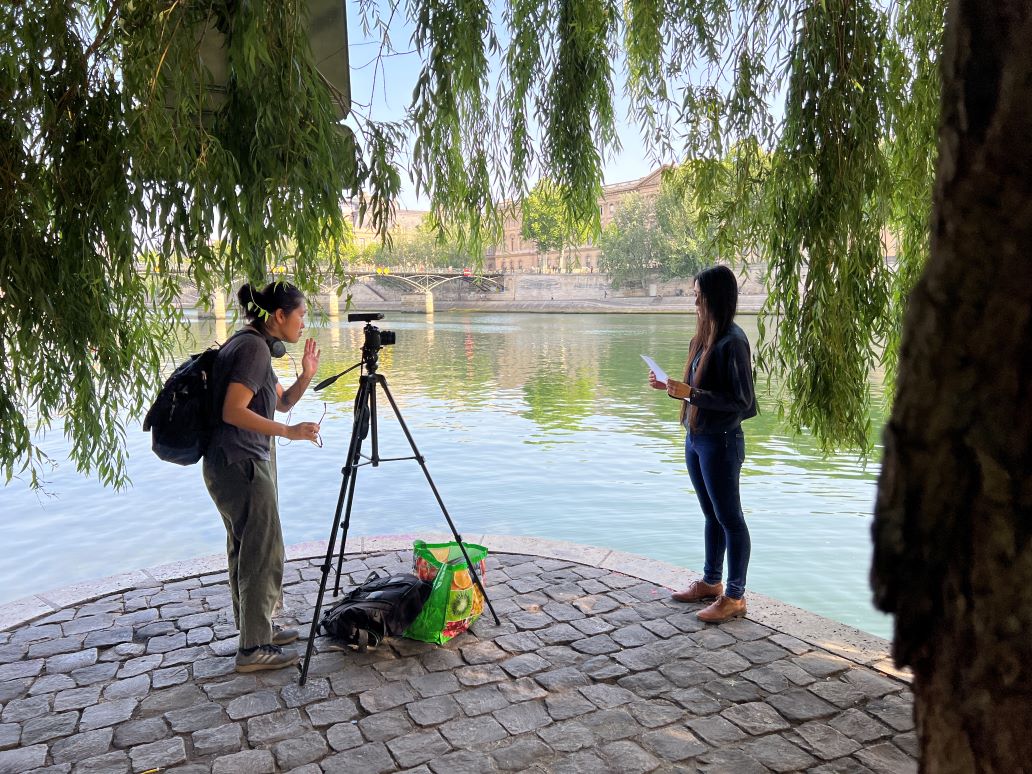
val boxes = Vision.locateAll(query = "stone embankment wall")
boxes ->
[182,265,768,317]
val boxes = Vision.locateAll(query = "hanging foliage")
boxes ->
[1,0,947,486]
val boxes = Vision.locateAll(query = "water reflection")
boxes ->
[3,312,891,638]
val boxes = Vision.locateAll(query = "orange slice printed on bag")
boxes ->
[429,547,451,563]
[451,569,474,590]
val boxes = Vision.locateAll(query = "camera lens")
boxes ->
[381,331,396,346]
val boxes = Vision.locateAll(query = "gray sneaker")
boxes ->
[235,644,299,673]
[272,626,299,645]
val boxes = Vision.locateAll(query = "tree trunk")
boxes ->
[871,2,1032,771]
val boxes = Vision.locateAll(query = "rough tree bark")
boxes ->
[872,1,1032,771]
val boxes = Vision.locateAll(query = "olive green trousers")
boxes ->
[203,453,283,649]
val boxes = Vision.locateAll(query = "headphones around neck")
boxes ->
[240,326,286,358]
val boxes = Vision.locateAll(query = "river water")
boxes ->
[4,312,892,638]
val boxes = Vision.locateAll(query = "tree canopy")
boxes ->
[1,0,945,485]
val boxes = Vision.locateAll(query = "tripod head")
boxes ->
[350,313,396,374]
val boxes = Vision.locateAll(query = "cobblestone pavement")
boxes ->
[0,550,918,774]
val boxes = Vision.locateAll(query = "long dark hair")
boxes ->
[681,265,739,429]
[237,281,305,331]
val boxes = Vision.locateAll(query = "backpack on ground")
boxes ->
[143,345,221,465]
[319,572,431,649]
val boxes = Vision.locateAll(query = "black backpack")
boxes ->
[143,345,220,465]
[319,572,431,648]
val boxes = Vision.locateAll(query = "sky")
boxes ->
[342,0,668,211]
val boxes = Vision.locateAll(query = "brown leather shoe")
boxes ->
[697,595,747,623]
[671,580,724,603]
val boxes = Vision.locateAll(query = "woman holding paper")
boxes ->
[649,265,757,623]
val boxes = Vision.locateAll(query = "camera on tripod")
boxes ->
[348,312,396,351]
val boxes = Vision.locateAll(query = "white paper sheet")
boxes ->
[640,354,668,384]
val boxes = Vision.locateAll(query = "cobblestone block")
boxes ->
[84,627,134,649]
[571,634,620,656]
[71,662,118,687]
[494,631,543,653]
[80,698,138,731]
[226,690,280,720]
[626,699,683,729]
[702,676,766,703]
[203,676,258,701]
[437,715,507,749]
[507,610,555,630]
[146,633,187,655]
[695,649,752,676]
[845,669,904,698]
[211,749,275,774]
[497,676,548,703]
[493,699,552,734]
[63,616,115,637]
[192,656,235,679]
[665,611,706,634]
[741,734,816,772]
[535,666,590,691]
[282,678,330,708]
[658,660,716,688]
[0,658,44,682]
[0,644,26,664]
[75,750,129,773]
[721,701,791,735]
[192,722,243,756]
[865,694,915,732]
[161,646,207,668]
[0,724,17,750]
[452,684,509,716]
[536,719,595,753]
[808,679,867,708]
[579,683,635,709]
[578,708,640,742]
[499,653,550,678]
[541,603,585,623]
[810,758,877,774]
[690,629,736,649]
[598,739,660,773]
[151,665,190,689]
[357,710,413,742]
[165,701,227,733]
[408,671,460,698]
[536,623,581,646]
[459,641,508,665]
[616,670,673,698]
[103,675,151,701]
[358,682,416,714]
[407,694,460,726]
[418,648,464,673]
[27,636,84,659]
[2,693,51,722]
[828,708,894,743]
[580,655,629,680]
[328,665,383,696]
[177,612,220,631]
[697,747,772,774]
[687,714,748,745]
[21,711,79,745]
[794,720,862,760]
[273,731,329,769]
[545,691,597,721]
[322,742,395,774]
[793,652,852,678]
[610,624,659,649]
[537,645,582,668]
[0,743,47,774]
[118,655,162,679]
[112,717,169,748]
[50,728,114,764]
[306,696,359,726]
[375,657,427,681]
[454,663,507,686]
[326,721,363,751]
[769,633,811,654]
[491,737,553,771]
[731,639,791,665]
[569,617,614,637]
[129,736,187,772]
[386,729,451,768]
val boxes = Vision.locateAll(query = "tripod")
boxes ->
[299,323,500,685]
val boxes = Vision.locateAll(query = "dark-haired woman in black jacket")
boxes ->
[649,265,757,623]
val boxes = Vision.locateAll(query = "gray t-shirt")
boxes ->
[207,329,279,464]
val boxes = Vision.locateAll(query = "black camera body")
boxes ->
[350,312,395,369]
[364,326,396,350]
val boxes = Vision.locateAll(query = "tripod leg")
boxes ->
[299,377,371,685]
[333,389,373,594]
[376,376,502,626]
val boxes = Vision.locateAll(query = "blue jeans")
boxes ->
[684,430,751,599]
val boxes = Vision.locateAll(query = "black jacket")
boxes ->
[683,322,757,434]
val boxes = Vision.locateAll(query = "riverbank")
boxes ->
[351,295,767,315]
[0,536,915,773]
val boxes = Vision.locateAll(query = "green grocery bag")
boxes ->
[404,539,488,644]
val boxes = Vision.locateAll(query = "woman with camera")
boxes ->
[203,282,322,672]
[649,265,757,623]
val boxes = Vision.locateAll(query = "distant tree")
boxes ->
[521,179,568,271]
[599,194,665,291]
